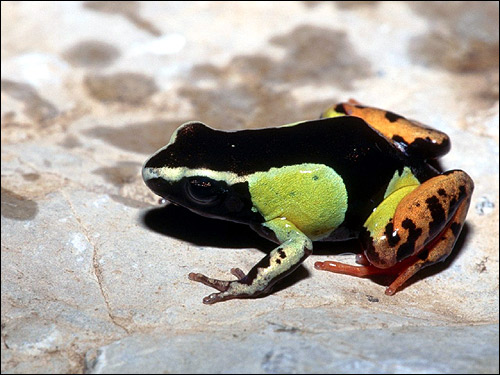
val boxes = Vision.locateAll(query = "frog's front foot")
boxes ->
[188,268,254,304]
[189,221,313,304]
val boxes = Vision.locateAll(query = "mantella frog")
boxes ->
[142,99,473,304]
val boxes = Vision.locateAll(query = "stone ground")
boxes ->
[1,1,499,373]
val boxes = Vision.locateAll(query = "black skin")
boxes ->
[144,116,439,241]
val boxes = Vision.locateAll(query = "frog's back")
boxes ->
[267,117,412,229]
[233,117,434,231]
[157,117,434,231]
[164,117,402,173]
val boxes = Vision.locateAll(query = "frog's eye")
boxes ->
[185,177,224,205]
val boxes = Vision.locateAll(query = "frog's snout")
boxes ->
[142,166,157,182]
[142,168,168,197]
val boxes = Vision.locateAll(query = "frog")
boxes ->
[142,99,473,304]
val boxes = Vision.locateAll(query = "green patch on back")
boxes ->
[247,163,348,240]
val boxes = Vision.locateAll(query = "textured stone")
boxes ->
[84,324,498,374]
[2,1,498,373]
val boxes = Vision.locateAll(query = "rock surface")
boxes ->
[2,2,498,373]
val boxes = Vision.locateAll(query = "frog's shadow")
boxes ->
[141,204,471,294]
[141,204,273,249]
[142,204,315,291]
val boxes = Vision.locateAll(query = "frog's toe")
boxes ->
[188,272,231,292]
[202,292,222,304]
[201,291,239,304]
[384,286,397,296]
[230,268,246,279]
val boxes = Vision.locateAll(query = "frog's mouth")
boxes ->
[142,172,173,201]
[142,166,168,197]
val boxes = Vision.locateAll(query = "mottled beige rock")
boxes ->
[2,1,498,373]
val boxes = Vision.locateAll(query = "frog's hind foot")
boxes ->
[316,170,473,295]
[314,260,388,277]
